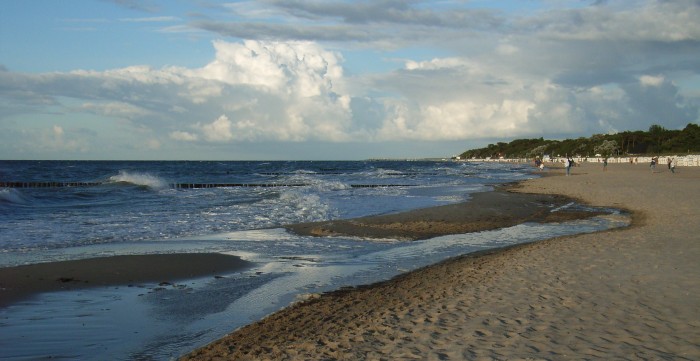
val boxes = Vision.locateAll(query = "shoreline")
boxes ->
[181,162,700,360]
[0,253,252,308]
[0,172,601,310]
[285,187,607,241]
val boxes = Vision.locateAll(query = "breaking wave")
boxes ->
[0,188,28,205]
[108,171,169,190]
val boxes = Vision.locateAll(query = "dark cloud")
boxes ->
[621,79,699,130]
[265,0,503,29]
[191,0,504,44]
[105,0,159,13]
[191,20,377,42]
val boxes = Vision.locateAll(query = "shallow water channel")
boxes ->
[0,209,629,360]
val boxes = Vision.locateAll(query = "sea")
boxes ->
[0,160,629,360]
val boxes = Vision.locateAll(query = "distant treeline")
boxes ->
[458,123,700,159]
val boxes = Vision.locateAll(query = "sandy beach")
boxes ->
[181,162,700,360]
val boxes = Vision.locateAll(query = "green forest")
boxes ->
[457,123,700,160]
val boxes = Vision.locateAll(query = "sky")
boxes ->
[1,0,699,160]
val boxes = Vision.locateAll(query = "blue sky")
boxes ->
[1,0,699,160]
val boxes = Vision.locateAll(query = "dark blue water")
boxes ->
[0,160,531,257]
[0,160,629,360]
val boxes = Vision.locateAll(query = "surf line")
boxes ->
[1,181,415,189]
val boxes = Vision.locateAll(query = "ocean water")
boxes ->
[0,160,521,257]
[0,160,629,360]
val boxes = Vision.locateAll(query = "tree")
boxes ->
[527,145,548,158]
[594,140,619,157]
[648,124,667,134]
[457,123,700,159]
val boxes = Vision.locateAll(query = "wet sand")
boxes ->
[181,162,700,360]
[0,253,252,308]
[286,189,604,241]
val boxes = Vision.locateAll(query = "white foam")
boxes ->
[0,188,28,205]
[222,228,295,242]
[281,172,350,191]
[372,168,405,178]
[276,190,336,223]
[551,201,575,212]
[108,170,169,190]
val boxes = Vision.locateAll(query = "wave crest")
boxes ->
[0,188,28,205]
[108,171,168,190]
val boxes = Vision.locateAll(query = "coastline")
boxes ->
[285,185,604,240]
[0,171,598,310]
[0,253,252,308]
[285,187,605,241]
[181,162,700,360]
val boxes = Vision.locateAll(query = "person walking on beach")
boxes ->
[650,157,657,173]
[603,157,608,171]
[667,157,672,170]
[671,158,677,173]
[565,157,572,176]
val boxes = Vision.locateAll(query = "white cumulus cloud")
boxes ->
[198,114,234,142]
[169,130,198,142]
[639,75,665,87]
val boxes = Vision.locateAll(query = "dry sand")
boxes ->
[181,162,700,360]
[0,253,252,308]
